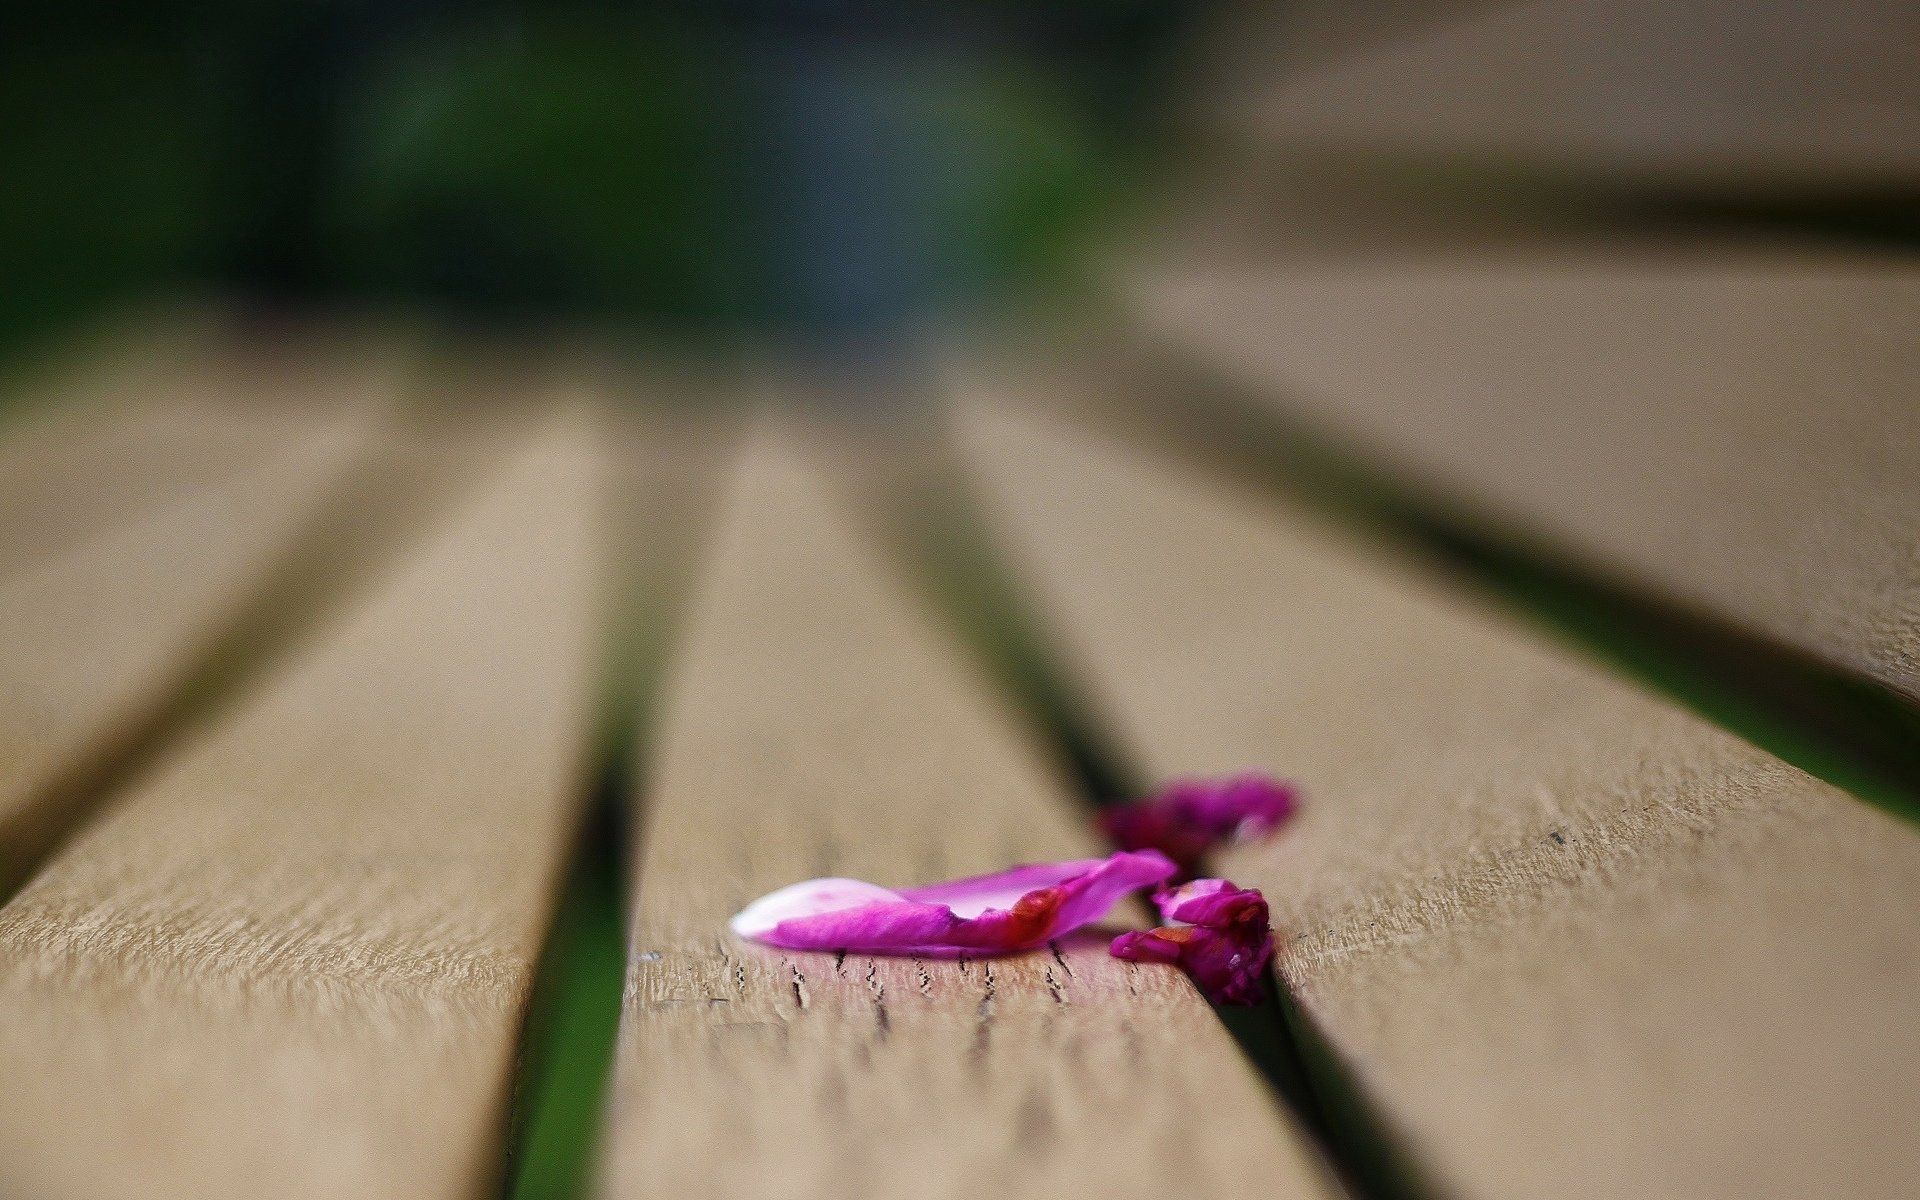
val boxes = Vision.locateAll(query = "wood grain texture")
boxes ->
[1231,0,1920,195]
[598,437,1338,1200]
[0,418,603,1200]
[0,328,266,583]
[955,400,1920,1200]
[0,380,386,892]
[1131,250,1920,701]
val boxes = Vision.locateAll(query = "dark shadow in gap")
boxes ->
[1409,518,1920,826]
[1268,975,1435,1200]
[882,462,1131,806]
[1210,973,1337,1169]
[0,416,485,904]
[1619,191,1920,251]
[500,443,716,1200]
[1112,343,1920,828]
[502,760,629,1200]
[891,457,1426,1200]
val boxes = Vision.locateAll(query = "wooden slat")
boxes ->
[955,400,1920,1200]
[1268,0,1508,71]
[598,438,1337,1200]
[0,304,222,445]
[0,325,218,580]
[1233,0,1920,195]
[1129,251,1920,701]
[0,342,396,584]
[1193,0,1509,111]
[0,383,385,891]
[0,418,603,1200]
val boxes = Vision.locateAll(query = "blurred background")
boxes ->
[7,0,1918,376]
[0,0,1211,366]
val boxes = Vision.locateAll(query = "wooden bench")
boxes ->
[0,382,602,1198]
[1215,0,1920,198]
[953,396,1920,1200]
[599,434,1334,1199]
[0,333,392,891]
[0,294,1913,1200]
[1124,250,1920,703]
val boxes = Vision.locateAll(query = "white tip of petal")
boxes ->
[729,877,904,940]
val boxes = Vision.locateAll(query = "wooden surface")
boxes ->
[0,332,226,581]
[1129,250,1920,702]
[1192,0,1510,117]
[1230,0,1920,195]
[955,399,1920,1200]
[602,376,743,713]
[598,437,1338,1200]
[0,378,385,892]
[0,319,369,584]
[0,418,603,1200]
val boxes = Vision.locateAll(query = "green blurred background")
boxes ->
[0,0,1208,361]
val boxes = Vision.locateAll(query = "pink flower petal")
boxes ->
[900,859,1105,916]
[1100,773,1299,877]
[729,878,905,940]
[730,850,1177,958]
[1110,878,1274,1005]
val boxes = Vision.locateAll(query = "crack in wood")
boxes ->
[1049,940,1074,978]
[864,960,889,1041]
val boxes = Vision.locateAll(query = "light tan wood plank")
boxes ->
[0,303,223,439]
[0,341,402,585]
[1233,0,1920,196]
[1192,0,1512,116]
[956,399,1920,1200]
[0,380,387,891]
[0,316,314,579]
[0,417,603,1200]
[598,437,1337,1200]
[1130,250,1920,701]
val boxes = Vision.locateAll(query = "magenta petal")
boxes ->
[1110,878,1274,1005]
[1100,773,1299,877]
[730,850,1177,958]
[1154,877,1241,923]
[900,859,1106,916]
[1179,774,1299,839]
[729,878,906,940]
[1108,928,1180,966]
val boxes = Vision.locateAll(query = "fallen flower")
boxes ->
[730,850,1178,957]
[1099,773,1299,877]
[1109,878,1274,1006]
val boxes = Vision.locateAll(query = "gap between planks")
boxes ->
[0,411,604,1200]
[0,339,400,896]
[1126,250,1920,705]
[596,427,1342,1200]
[952,394,1920,1200]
